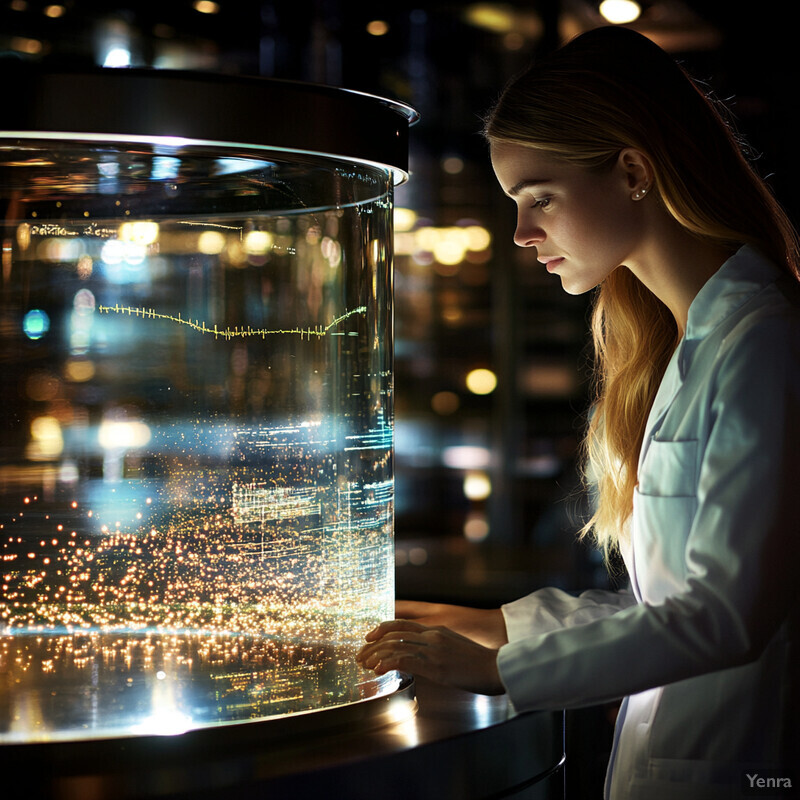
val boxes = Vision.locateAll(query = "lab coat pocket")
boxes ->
[632,491,696,597]
[638,439,698,498]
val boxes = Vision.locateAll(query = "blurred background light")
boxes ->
[119,221,160,245]
[599,0,642,24]
[442,445,491,470]
[463,511,490,542]
[23,309,50,340]
[27,416,63,460]
[73,289,95,316]
[98,420,152,451]
[464,225,491,251]
[38,237,83,263]
[10,36,43,55]
[25,371,60,402]
[64,359,96,383]
[465,368,497,395]
[198,230,227,255]
[431,391,460,415]
[366,20,390,37]
[193,1,220,14]
[244,230,273,254]
[396,223,491,262]
[442,156,464,174]
[394,208,417,232]
[463,470,492,501]
[463,3,516,34]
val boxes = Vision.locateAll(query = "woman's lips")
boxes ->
[538,256,565,272]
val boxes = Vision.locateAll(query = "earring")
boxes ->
[632,186,648,201]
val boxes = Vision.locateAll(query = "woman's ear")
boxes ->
[618,148,654,200]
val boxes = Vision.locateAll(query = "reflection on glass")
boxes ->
[0,145,398,741]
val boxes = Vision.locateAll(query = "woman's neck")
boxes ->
[625,214,734,336]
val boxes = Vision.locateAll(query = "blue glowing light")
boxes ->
[23,309,50,340]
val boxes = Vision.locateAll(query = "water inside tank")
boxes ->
[0,143,399,741]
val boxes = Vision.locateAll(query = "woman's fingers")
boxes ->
[356,621,505,695]
[357,637,426,672]
[357,625,448,673]
[363,618,428,642]
[357,621,427,666]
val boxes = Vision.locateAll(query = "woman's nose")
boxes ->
[513,216,545,248]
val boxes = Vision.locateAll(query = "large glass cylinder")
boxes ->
[0,68,415,740]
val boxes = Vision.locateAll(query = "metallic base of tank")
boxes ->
[0,675,565,799]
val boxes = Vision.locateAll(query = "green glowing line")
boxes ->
[97,304,367,340]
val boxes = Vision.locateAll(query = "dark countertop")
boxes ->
[0,676,564,800]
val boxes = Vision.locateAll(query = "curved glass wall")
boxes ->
[0,137,400,740]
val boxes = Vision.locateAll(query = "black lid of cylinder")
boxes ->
[0,65,418,180]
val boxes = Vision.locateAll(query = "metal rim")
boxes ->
[0,674,416,753]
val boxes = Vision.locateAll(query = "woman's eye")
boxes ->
[532,198,551,209]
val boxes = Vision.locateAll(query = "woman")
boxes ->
[357,26,800,799]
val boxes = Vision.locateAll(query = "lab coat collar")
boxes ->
[638,245,780,486]
[684,244,780,343]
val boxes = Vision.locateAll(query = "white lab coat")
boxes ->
[497,245,800,799]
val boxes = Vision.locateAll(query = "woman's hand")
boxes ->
[394,600,509,649]
[356,619,505,696]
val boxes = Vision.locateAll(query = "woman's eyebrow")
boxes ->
[508,178,552,196]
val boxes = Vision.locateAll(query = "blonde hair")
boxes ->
[484,26,800,558]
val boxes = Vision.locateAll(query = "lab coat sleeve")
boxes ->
[497,310,800,710]
[502,587,637,640]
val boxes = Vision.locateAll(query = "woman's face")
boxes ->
[490,141,646,295]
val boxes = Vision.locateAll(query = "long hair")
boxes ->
[483,26,800,558]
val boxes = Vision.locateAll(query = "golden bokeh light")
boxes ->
[366,19,390,36]
[465,367,497,395]
[463,470,492,501]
